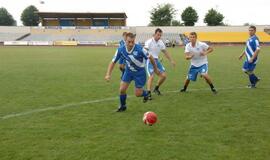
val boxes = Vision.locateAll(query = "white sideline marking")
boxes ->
[1,97,118,120]
[1,86,269,120]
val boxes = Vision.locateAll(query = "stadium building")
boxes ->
[38,12,127,27]
[0,12,270,46]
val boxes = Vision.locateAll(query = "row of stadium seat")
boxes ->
[136,33,182,44]
[0,33,29,41]
[20,28,128,42]
[1,27,270,43]
[13,31,270,44]
[0,26,30,42]
[30,28,128,35]
[184,32,270,43]
[22,34,123,42]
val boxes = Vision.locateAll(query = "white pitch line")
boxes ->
[165,86,253,93]
[1,97,118,120]
[1,86,269,120]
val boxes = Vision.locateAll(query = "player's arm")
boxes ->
[105,62,116,82]
[105,49,120,82]
[200,46,213,56]
[144,47,149,52]
[239,51,245,60]
[249,40,260,63]
[162,49,176,67]
[249,49,260,63]
[142,47,160,75]
[148,54,160,75]
[142,46,160,75]
[185,52,194,60]
[184,44,194,60]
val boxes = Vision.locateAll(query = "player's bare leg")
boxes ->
[135,88,150,103]
[119,64,125,78]
[117,81,130,112]
[147,74,154,100]
[202,74,217,94]
[135,88,144,97]
[180,79,190,92]
[154,72,166,95]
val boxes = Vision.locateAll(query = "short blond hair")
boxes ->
[189,32,197,38]
[126,32,136,39]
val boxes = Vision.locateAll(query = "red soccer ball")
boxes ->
[143,111,157,126]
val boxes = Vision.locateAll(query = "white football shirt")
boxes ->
[185,41,209,67]
[144,38,166,59]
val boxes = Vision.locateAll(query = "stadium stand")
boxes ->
[183,31,270,43]
[0,26,30,42]
[135,26,270,44]
[135,32,182,45]
[1,25,270,45]
[264,27,270,35]
[179,26,270,43]
[22,27,130,42]
[38,12,127,27]
[134,27,183,45]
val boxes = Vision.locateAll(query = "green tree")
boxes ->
[204,8,224,26]
[171,20,183,26]
[243,23,255,26]
[0,7,16,26]
[181,6,198,26]
[21,5,39,26]
[150,3,176,26]
[243,23,250,26]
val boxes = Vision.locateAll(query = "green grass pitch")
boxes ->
[0,46,270,160]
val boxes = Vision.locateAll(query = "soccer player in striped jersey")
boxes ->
[105,33,160,112]
[239,26,261,88]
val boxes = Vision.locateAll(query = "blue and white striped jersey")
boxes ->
[245,35,260,63]
[112,44,149,72]
[119,40,125,47]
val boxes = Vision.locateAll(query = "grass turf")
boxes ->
[0,46,269,160]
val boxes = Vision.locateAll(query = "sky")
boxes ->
[0,0,269,26]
